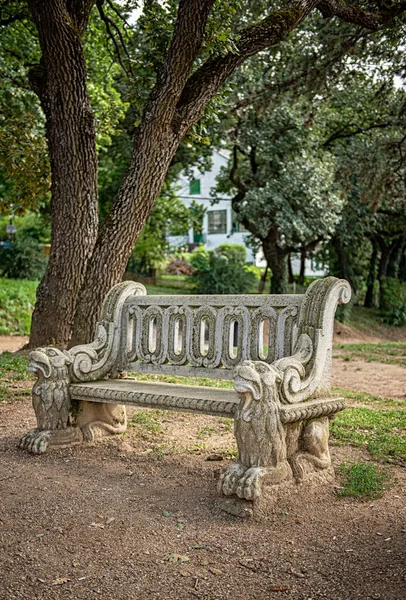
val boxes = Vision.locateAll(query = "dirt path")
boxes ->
[332,359,406,400]
[0,336,28,352]
[1,397,406,600]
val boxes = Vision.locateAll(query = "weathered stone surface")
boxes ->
[19,276,351,502]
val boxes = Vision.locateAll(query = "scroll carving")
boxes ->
[69,281,147,382]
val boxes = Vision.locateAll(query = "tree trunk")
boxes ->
[378,236,405,310]
[364,239,378,308]
[298,247,306,285]
[258,265,269,293]
[387,236,405,279]
[70,0,216,345]
[262,228,288,295]
[25,0,327,347]
[28,0,98,347]
[287,255,294,284]
[331,236,355,292]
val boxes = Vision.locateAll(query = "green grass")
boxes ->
[129,371,234,389]
[331,407,406,463]
[346,305,404,336]
[129,409,163,433]
[333,342,406,367]
[0,278,38,335]
[145,284,191,296]
[0,352,31,402]
[337,460,392,499]
[0,352,29,381]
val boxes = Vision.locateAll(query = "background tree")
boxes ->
[323,80,406,309]
[215,102,344,293]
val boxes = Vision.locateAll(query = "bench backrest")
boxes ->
[120,294,303,380]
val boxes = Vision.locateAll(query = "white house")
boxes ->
[168,150,326,276]
[167,149,256,263]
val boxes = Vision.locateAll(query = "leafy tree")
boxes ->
[324,80,406,308]
[215,102,343,293]
[1,0,405,346]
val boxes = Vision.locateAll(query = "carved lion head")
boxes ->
[234,360,282,401]
[29,347,73,378]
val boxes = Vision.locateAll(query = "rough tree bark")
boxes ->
[27,0,98,347]
[24,0,403,346]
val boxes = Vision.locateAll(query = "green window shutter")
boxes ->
[189,179,201,195]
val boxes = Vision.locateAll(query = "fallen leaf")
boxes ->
[208,567,222,575]
[106,517,115,525]
[162,511,171,517]
[270,587,290,592]
[36,533,45,538]
[177,522,185,530]
[90,522,105,529]
[51,577,70,586]
[192,544,207,549]
[72,561,80,568]
[164,553,190,563]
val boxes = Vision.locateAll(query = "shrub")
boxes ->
[0,278,37,335]
[166,256,194,276]
[190,244,256,294]
[0,234,47,280]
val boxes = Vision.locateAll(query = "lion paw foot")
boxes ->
[19,429,51,454]
[235,467,266,500]
[218,463,246,496]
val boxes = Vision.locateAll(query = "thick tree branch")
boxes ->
[67,0,96,35]
[145,0,215,124]
[318,0,406,30]
[174,0,319,127]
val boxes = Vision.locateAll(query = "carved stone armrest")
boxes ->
[274,277,351,404]
[69,281,146,382]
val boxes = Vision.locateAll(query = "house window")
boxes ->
[208,210,227,234]
[189,179,201,195]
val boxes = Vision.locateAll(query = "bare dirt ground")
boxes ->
[0,336,28,352]
[331,359,406,401]
[0,332,405,600]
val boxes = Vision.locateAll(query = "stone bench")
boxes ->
[20,277,351,502]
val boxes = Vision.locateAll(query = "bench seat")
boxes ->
[70,379,346,423]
